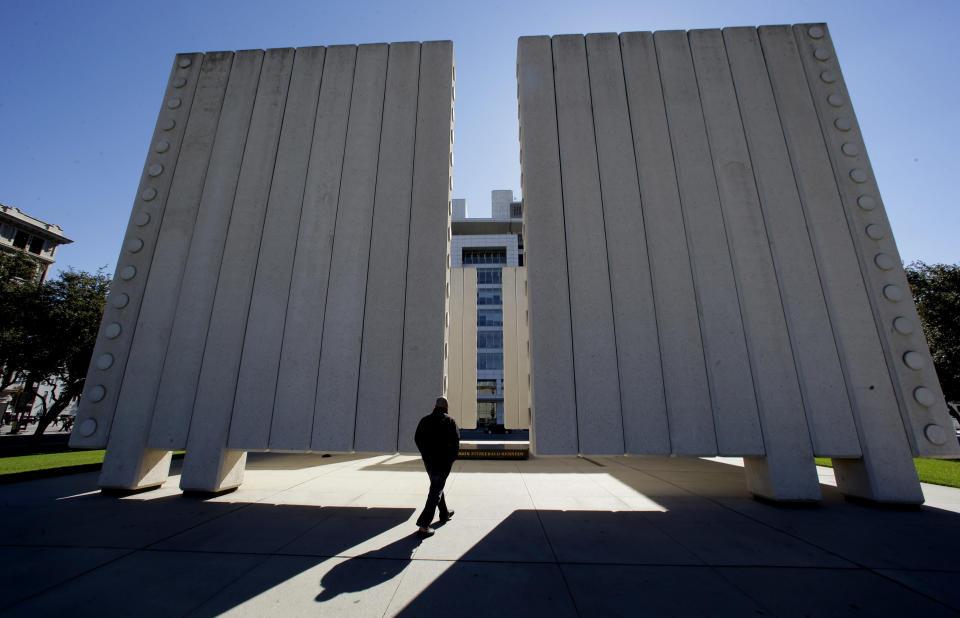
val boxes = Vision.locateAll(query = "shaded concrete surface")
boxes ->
[1,453,958,616]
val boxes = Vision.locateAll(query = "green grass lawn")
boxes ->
[0,450,106,475]
[816,457,960,489]
[0,450,185,476]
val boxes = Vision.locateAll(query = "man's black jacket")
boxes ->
[415,407,460,467]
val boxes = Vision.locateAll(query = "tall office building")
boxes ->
[450,190,525,427]
[0,204,72,282]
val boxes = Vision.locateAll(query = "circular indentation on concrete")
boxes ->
[178,57,193,68]
[893,316,914,335]
[95,353,114,370]
[924,423,948,445]
[850,169,869,183]
[154,140,170,153]
[119,265,137,281]
[903,351,926,370]
[857,195,876,210]
[147,164,163,177]
[841,143,859,157]
[827,94,845,107]
[834,117,852,131]
[865,224,885,240]
[104,323,122,339]
[78,418,98,436]
[161,118,176,131]
[87,385,106,403]
[820,70,837,83]
[126,238,144,253]
[914,387,936,407]
[172,77,187,88]
[111,293,130,309]
[874,253,895,270]
[808,25,825,39]
[133,212,150,226]
[814,48,831,61]
[141,187,158,201]
[883,284,903,302]
[166,97,182,110]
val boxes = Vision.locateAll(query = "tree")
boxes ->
[904,262,960,425]
[0,251,44,393]
[0,251,109,439]
[29,268,110,440]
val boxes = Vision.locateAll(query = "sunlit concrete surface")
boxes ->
[2,453,959,616]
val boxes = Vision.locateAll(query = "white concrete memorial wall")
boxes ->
[70,41,454,492]
[517,25,960,503]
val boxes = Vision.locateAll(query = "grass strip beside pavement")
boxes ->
[0,450,106,475]
[815,457,960,489]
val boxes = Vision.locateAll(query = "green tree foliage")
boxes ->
[905,262,960,409]
[0,252,109,439]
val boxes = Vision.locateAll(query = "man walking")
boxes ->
[414,396,460,537]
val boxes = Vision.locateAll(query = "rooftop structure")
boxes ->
[0,203,73,281]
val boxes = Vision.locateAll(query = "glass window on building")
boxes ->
[477,289,502,305]
[477,331,503,349]
[477,268,502,284]
[478,352,503,370]
[477,401,497,426]
[477,380,497,395]
[477,309,502,327]
[28,236,44,255]
[462,247,507,265]
[12,230,28,250]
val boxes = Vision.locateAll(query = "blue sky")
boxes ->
[1,0,957,277]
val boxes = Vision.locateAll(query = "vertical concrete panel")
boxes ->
[311,44,388,452]
[447,268,464,427]
[502,267,520,429]
[100,52,233,489]
[230,46,326,450]
[655,30,762,455]
[517,268,531,429]
[585,33,668,454]
[552,35,623,454]
[461,268,478,429]
[517,37,577,455]
[397,41,455,452]
[722,27,860,458]
[71,53,203,450]
[792,24,959,460]
[760,26,921,503]
[619,32,715,455]
[354,43,421,452]
[147,51,263,450]
[690,29,820,500]
[181,48,295,491]
[270,46,356,450]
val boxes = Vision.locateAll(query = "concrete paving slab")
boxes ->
[386,560,578,617]
[876,569,960,612]
[194,554,406,617]
[0,546,130,608]
[717,566,958,617]
[3,453,958,617]
[2,549,265,617]
[562,564,765,617]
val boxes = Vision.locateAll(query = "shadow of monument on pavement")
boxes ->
[315,534,422,602]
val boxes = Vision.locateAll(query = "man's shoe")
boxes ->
[440,510,455,523]
[417,526,435,537]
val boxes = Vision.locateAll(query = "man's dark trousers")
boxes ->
[416,460,452,527]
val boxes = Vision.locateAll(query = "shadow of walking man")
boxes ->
[315,533,422,602]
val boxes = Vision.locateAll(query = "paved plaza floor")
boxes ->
[2,453,959,616]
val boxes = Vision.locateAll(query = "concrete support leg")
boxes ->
[833,456,923,505]
[99,448,172,491]
[180,448,247,493]
[743,455,821,503]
